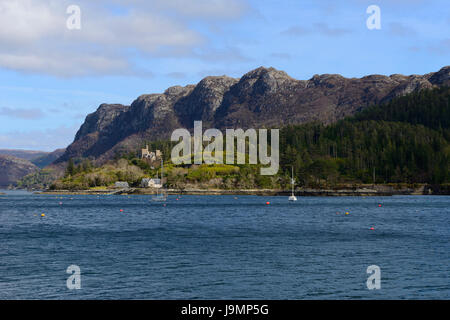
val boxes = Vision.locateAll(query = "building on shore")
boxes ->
[141,178,162,188]
[114,181,129,188]
[141,145,162,161]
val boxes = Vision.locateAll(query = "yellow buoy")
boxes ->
[41,213,45,217]
[345,212,349,215]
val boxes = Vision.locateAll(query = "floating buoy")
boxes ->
[345,212,349,215]
[378,204,382,207]
[41,213,45,217]
[266,202,270,205]
[59,202,62,205]
[120,209,123,212]
[370,227,375,230]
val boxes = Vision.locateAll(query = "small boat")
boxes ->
[288,166,297,201]
[152,158,167,202]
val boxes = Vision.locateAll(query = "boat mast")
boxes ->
[161,158,164,188]
[291,166,294,194]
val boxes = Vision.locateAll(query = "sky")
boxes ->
[0,0,448,151]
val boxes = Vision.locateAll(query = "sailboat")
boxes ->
[152,158,167,202]
[288,166,297,201]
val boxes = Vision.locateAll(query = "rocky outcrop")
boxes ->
[0,155,39,186]
[55,65,450,164]
[175,76,238,127]
[428,66,450,86]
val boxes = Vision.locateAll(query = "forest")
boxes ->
[280,87,450,186]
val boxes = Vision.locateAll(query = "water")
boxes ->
[0,191,449,299]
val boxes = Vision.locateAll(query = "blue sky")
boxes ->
[0,0,448,151]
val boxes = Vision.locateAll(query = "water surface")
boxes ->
[0,191,448,299]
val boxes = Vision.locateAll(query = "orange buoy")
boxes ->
[266,201,270,205]
[370,227,375,230]
[120,209,123,212]
[378,204,382,207]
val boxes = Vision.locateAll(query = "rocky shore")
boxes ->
[35,184,450,196]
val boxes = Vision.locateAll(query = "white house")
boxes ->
[140,178,162,188]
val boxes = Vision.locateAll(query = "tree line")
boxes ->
[279,87,450,186]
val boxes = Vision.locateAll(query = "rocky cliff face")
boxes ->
[56,66,450,163]
[0,155,39,186]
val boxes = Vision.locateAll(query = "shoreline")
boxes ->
[33,184,449,196]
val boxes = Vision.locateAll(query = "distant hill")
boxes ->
[55,65,450,164]
[30,148,66,168]
[0,148,66,169]
[0,155,39,187]
[0,149,48,161]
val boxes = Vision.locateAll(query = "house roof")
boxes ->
[141,178,161,183]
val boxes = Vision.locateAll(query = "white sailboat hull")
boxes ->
[152,195,167,202]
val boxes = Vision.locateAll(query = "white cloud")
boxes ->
[0,0,62,46]
[0,0,248,77]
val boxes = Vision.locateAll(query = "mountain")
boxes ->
[51,87,450,191]
[0,149,49,161]
[0,155,39,187]
[30,148,66,168]
[56,66,450,164]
